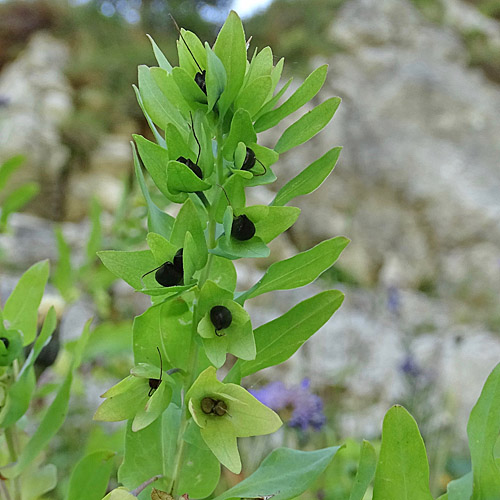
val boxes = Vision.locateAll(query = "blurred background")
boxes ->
[0,0,500,498]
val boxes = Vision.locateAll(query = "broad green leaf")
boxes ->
[213,447,342,500]
[132,141,176,237]
[349,441,377,500]
[0,307,57,427]
[138,65,185,132]
[239,236,349,301]
[215,234,270,260]
[172,66,207,107]
[222,108,257,160]
[274,97,341,154]
[200,418,240,473]
[235,76,272,118]
[133,85,166,148]
[206,43,227,112]
[98,249,156,290]
[166,160,211,193]
[147,35,173,72]
[206,254,237,292]
[467,362,500,500]
[442,471,473,500]
[246,205,300,243]
[20,463,57,500]
[67,450,115,500]
[272,147,342,206]
[1,320,90,478]
[255,65,328,132]
[372,405,433,500]
[0,154,24,190]
[3,259,49,345]
[150,67,190,117]
[170,198,208,269]
[0,183,39,229]
[146,232,176,265]
[165,122,189,162]
[231,290,343,379]
[213,10,247,117]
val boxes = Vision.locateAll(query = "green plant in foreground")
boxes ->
[93,9,346,499]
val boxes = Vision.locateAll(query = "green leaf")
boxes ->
[231,290,343,379]
[244,46,273,88]
[246,205,300,243]
[213,447,342,500]
[0,154,24,190]
[467,362,500,500]
[138,65,185,132]
[20,463,57,500]
[239,236,349,301]
[172,66,207,107]
[166,160,211,193]
[206,43,227,112]
[443,471,473,500]
[274,97,341,154]
[272,147,342,206]
[147,35,172,72]
[2,320,91,478]
[132,141,176,237]
[0,183,39,230]
[222,108,257,160]
[87,197,102,262]
[0,307,57,427]
[53,227,77,301]
[133,85,166,148]
[255,65,328,132]
[98,249,156,290]
[372,405,433,500]
[213,10,247,117]
[207,255,237,292]
[349,440,377,500]
[150,67,191,118]
[67,450,115,500]
[177,29,207,76]
[235,76,272,118]
[254,77,293,121]
[215,235,270,260]
[3,259,49,345]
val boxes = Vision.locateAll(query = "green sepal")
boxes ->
[186,366,281,473]
[166,160,211,193]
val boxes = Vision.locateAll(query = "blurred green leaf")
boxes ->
[3,260,49,345]
[467,362,500,500]
[67,450,115,500]
[20,463,57,500]
[0,183,39,230]
[213,447,342,500]
[349,440,377,500]
[272,147,342,206]
[230,290,343,380]
[372,405,433,500]
[0,154,24,191]
[275,97,341,154]
[53,227,77,301]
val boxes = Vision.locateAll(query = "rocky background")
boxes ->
[1,0,499,494]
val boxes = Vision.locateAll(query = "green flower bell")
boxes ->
[186,366,282,474]
[94,353,174,432]
[196,280,256,367]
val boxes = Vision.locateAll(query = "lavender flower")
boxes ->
[249,378,326,431]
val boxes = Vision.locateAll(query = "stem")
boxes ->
[169,125,223,493]
[4,427,21,500]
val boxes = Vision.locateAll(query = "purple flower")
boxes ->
[249,378,326,431]
[399,354,421,378]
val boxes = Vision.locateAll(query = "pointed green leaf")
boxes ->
[272,147,342,206]
[232,290,343,379]
[138,65,185,131]
[246,205,300,243]
[167,160,211,193]
[132,141,177,237]
[98,249,156,290]
[3,260,49,345]
[67,450,115,500]
[275,97,341,154]
[240,236,349,301]
[467,362,500,500]
[147,35,172,72]
[255,77,293,120]
[207,255,237,292]
[172,66,207,106]
[213,447,342,500]
[133,84,166,148]
[150,67,191,117]
[244,46,273,88]
[236,76,272,118]
[200,419,240,473]
[372,405,433,500]
[206,43,227,112]
[222,108,257,160]
[255,65,328,132]
[349,440,377,500]
[213,10,247,117]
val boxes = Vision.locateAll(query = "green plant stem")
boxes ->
[5,427,21,500]
[168,131,222,492]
